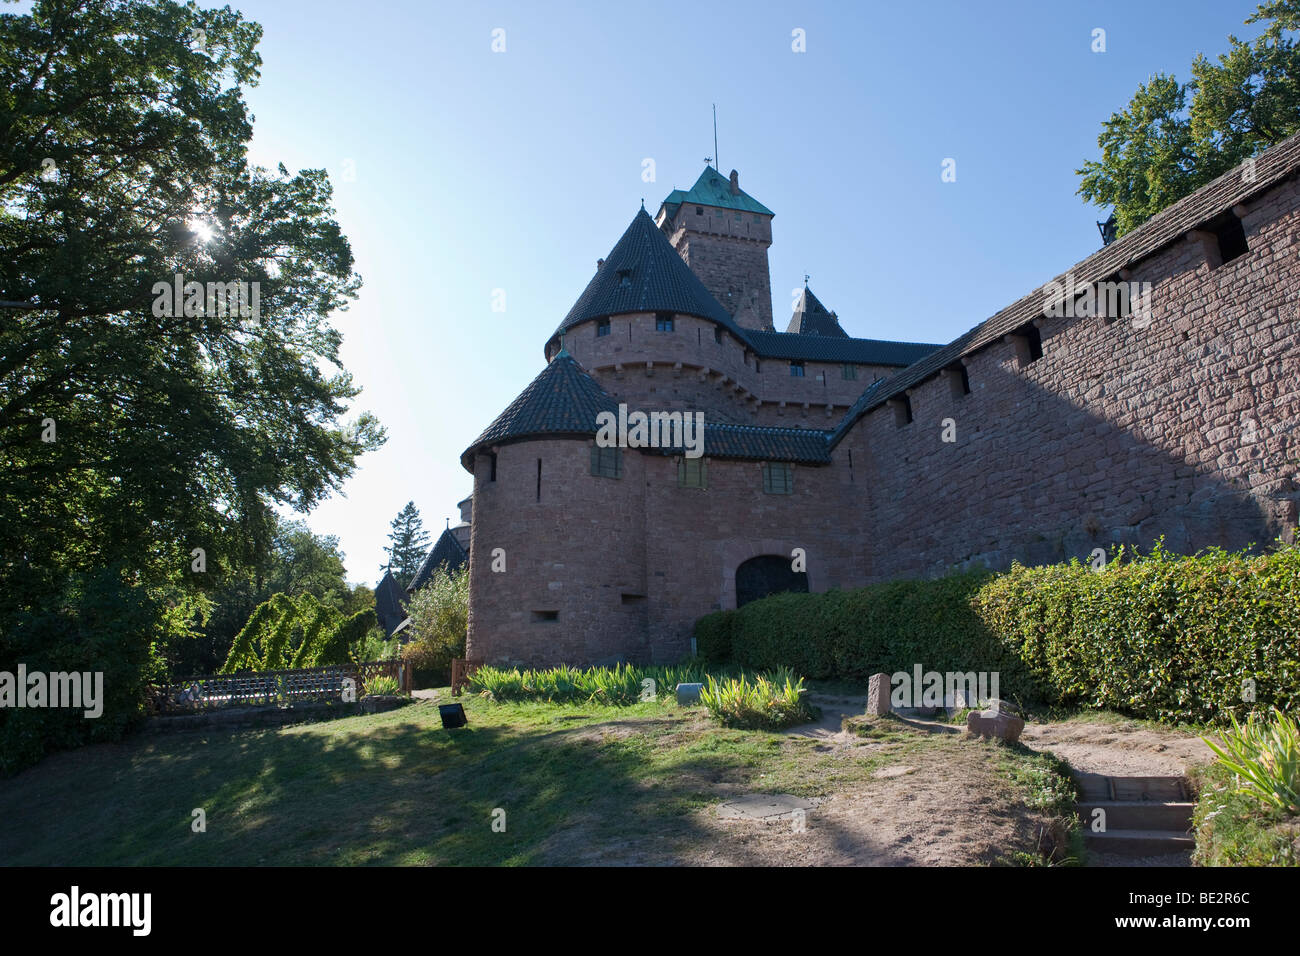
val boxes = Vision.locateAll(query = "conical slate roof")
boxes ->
[408,526,468,591]
[786,285,848,337]
[461,349,619,469]
[549,208,736,349]
[373,569,410,637]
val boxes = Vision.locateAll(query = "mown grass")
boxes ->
[0,689,1080,866]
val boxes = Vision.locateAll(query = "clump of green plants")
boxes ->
[468,662,710,705]
[1204,710,1300,815]
[698,668,814,730]
[362,674,402,697]
[1191,710,1300,866]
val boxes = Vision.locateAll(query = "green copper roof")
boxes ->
[659,166,774,218]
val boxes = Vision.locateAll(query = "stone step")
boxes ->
[1074,773,1188,802]
[1077,800,1195,831]
[1084,828,1196,856]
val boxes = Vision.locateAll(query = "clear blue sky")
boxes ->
[226,0,1265,585]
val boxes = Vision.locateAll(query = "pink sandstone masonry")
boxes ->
[463,147,1300,667]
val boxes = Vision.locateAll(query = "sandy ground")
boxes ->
[1019,718,1216,777]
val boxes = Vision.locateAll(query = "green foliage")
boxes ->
[401,566,469,678]
[1078,1,1300,234]
[0,569,176,776]
[1192,758,1300,866]
[694,609,736,665]
[695,570,1034,690]
[0,0,385,772]
[383,502,432,587]
[361,675,402,697]
[975,543,1300,724]
[335,609,380,665]
[348,627,399,665]
[468,662,712,706]
[1204,710,1300,815]
[698,669,814,730]
[220,593,376,673]
[259,594,299,671]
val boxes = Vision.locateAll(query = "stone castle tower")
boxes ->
[656,167,774,331]
[456,140,1300,668]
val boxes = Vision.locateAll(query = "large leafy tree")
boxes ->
[1078,0,1300,235]
[383,501,430,587]
[0,0,384,769]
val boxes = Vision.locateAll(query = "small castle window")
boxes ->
[1011,324,1044,367]
[590,445,622,479]
[755,360,761,373]
[1205,211,1250,267]
[891,395,913,428]
[596,319,610,337]
[762,462,794,495]
[696,206,703,215]
[532,610,559,622]
[842,364,857,380]
[790,361,805,377]
[714,327,723,344]
[655,312,674,332]
[677,457,707,489]
[488,452,497,482]
[948,364,971,399]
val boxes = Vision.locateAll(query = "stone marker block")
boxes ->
[676,682,703,705]
[866,673,891,716]
[966,706,1025,743]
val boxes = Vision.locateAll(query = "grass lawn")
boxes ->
[0,689,1080,866]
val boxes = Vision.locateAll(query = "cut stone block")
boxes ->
[866,672,892,715]
[966,707,1025,742]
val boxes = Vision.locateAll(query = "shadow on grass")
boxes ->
[0,698,924,866]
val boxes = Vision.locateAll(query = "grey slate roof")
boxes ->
[408,527,468,591]
[746,329,942,366]
[827,130,1300,450]
[548,208,741,349]
[649,422,833,464]
[786,286,848,337]
[461,349,619,468]
[374,570,410,638]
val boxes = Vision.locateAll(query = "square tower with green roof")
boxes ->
[655,166,774,332]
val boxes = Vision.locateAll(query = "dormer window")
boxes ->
[617,268,632,288]
[596,319,610,337]
[655,312,674,332]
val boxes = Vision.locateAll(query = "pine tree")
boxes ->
[383,501,431,587]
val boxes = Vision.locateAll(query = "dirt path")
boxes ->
[1020,717,1215,777]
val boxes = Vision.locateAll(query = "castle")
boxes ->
[451,143,1300,668]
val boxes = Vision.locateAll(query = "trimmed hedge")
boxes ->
[694,543,1300,725]
[975,544,1300,724]
[701,570,1041,696]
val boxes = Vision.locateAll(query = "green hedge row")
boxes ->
[698,571,1042,695]
[975,544,1300,723]
[694,544,1300,724]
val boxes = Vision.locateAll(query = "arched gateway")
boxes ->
[735,555,809,608]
